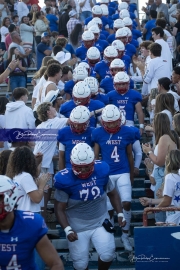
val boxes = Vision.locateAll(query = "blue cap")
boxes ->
[41,32,49,38]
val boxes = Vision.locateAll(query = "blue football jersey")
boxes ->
[76,44,103,61]
[54,160,110,201]
[121,54,131,72]
[94,60,111,81]
[94,39,109,51]
[125,43,136,58]
[64,80,75,96]
[92,93,109,105]
[57,126,94,168]
[92,126,135,174]
[128,126,141,141]
[107,89,142,121]
[107,33,115,44]
[60,99,104,127]
[130,38,139,48]
[0,211,48,270]
[100,77,134,94]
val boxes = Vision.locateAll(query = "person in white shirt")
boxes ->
[152,26,173,72]
[143,42,171,95]
[33,101,68,221]
[17,0,29,21]
[78,0,93,22]
[158,77,180,112]
[140,150,180,225]
[41,0,51,15]
[0,17,10,51]
[5,87,35,129]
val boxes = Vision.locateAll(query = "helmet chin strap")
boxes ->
[0,208,9,221]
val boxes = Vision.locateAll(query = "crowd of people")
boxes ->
[0,0,180,269]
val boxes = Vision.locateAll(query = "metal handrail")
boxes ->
[143,207,180,226]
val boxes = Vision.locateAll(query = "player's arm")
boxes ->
[107,188,126,227]
[59,150,65,170]
[54,198,78,242]
[36,235,64,270]
[126,144,134,186]
[94,143,100,160]
[135,102,144,135]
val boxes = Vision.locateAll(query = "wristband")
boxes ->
[140,124,144,129]
[117,213,126,222]
[7,66,12,72]
[64,226,73,236]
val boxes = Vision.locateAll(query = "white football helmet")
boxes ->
[84,77,99,96]
[87,20,97,30]
[82,31,95,49]
[115,28,128,44]
[104,46,118,65]
[78,62,90,75]
[101,105,121,134]
[69,106,90,134]
[123,17,133,27]
[99,0,109,3]
[70,143,95,179]
[100,4,109,16]
[123,26,133,42]
[0,176,20,221]
[120,9,130,19]
[112,40,125,58]
[118,2,128,11]
[89,24,100,38]
[92,5,102,16]
[73,66,88,82]
[92,17,103,28]
[113,19,125,30]
[72,81,91,106]
[87,47,101,67]
[114,71,130,94]
[110,58,125,76]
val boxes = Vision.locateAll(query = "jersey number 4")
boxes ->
[111,146,120,162]
[6,255,21,270]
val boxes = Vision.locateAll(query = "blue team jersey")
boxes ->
[64,80,75,96]
[100,77,134,94]
[94,60,111,81]
[60,99,104,127]
[57,126,94,168]
[131,38,139,48]
[128,126,141,140]
[99,33,107,40]
[85,16,110,30]
[129,3,137,13]
[76,44,103,61]
[92,92,109,105]
[122,54,131,72]
[144,19,156,40]
[107,89,142,121]
[94,39,109,50]
[107,33,115,44]
[54,160,110,200]
[0,211,48,270]
[101,29,109,38]
[92,126,135,174]
[132,29,142,40]
[125,43,136,58]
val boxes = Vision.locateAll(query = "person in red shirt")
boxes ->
[5,24,17,50]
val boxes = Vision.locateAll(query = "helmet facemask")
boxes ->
[102,119,121,134]
[114,81,129,94]
[71,161,95,179]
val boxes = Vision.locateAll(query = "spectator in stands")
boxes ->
[172,65,180,96]
[69,23,82,50]
[34,11,49,45]
[46,7,59,32]
[0,0,9,22]
[5,87,35,129]
[155,0,169,22]
[41,0,51,15]
[55,36,76,58]
[6,47,27,92]
[17,0,29,21]
[12,15,19,26]
[172,14,180,46]
[27,4,39,21]
[59,4,72,37]
[66,9,81,37]
[143,43,171,95]
[158,77,180,111]
[142,113,178,222]
[20,16,35,50]
[173,113,180,143]
[0,17,10,51]
[58,65,73,93]
[78,0,93,22]
[168,0,178,25]
[152,26,172,72]
[37,32,52,70]
[5,24,16,50]
[0,97,9,151]
[143,10,157,41]
[0,59,18,84]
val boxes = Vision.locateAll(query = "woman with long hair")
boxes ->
[28,4,39,21]
[34,11,49,45]
[6,47,27,92]
[69,23,82,50]
[0,150,12,174]
[142,113,178,222]
[20,16,35,50]
[140,149,180,225]
[0,16,10,50]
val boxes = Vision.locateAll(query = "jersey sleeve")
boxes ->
[64,80,74,94]
[54,189,69,203]
[57,128,65,143]
[29,213,48,244]
[163,174,174,198]
[20,173,38,194]
[91,127,101,144]
[59,101,72,117]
